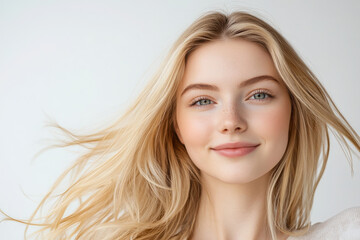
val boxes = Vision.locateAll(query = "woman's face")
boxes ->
[175,39,292,184]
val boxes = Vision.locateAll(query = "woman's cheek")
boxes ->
[256,99,290,127]
[250,104,291,156]
[178,111,211,149]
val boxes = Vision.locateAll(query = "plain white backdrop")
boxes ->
[1,0,359,239]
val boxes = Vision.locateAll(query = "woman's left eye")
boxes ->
[249,90,273,101]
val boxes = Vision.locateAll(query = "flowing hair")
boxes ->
[3,10,360,240]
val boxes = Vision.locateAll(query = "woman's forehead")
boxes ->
[178,39,285,91]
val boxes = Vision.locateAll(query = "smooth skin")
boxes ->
[175,39,291,240]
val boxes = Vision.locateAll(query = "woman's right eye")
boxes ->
[190,97,214,107]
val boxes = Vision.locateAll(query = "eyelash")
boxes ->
[190,89,274,107]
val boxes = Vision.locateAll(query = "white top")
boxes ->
[287,206,360,240]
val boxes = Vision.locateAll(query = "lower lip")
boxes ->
[212,146,258,158]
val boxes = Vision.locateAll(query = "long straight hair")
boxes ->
[4,10,360,240]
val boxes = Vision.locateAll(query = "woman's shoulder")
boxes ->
[287,206,360,240]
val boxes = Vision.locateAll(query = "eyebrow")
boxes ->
[180,75,280,97]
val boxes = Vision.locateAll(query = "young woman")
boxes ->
[4,10,360,240]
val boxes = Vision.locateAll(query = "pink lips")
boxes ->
[211,142,260,158]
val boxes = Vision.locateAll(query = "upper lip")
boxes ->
[211,142,260,150]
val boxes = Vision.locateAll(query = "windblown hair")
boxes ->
[4,10,360,240]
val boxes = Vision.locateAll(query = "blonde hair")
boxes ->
[3,10,360,240]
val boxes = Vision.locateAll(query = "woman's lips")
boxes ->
[211,145,259,158]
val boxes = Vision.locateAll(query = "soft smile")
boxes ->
[211,142,260,158]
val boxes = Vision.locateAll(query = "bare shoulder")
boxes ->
[287,206,360,240]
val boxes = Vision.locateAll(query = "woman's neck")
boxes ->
[191,172,288,240]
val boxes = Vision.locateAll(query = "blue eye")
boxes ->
[249,90,273,101]
[191,98,213,106]
[253,92,266,99]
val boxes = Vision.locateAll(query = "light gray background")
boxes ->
[1,0,359,239]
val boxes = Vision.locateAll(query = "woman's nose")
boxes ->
[218,105,247,134]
